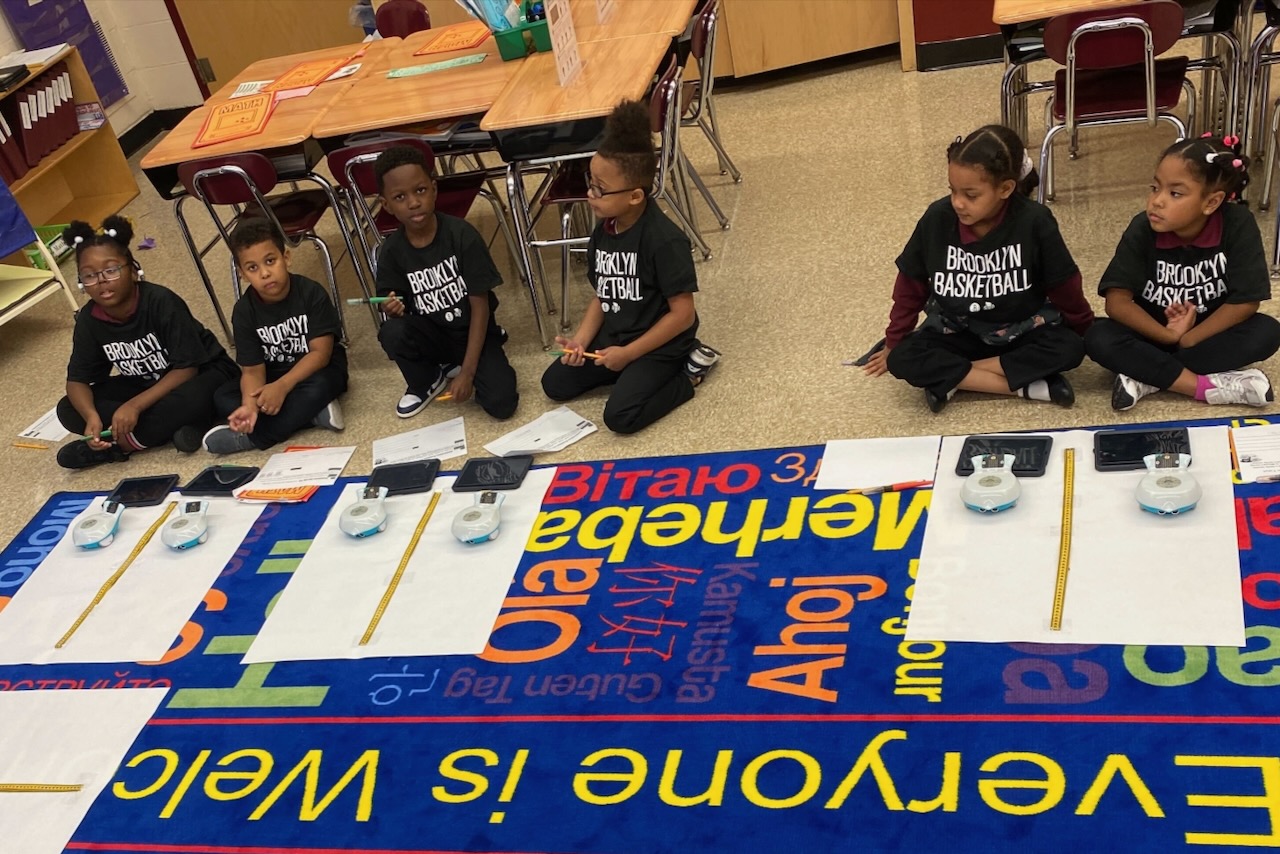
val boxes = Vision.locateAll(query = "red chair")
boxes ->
[1038,0,1195,203]
[651,55,713,257]
[175,153,368,344]
[325,137,530,330]
[376,0,430,38]
[683,0,739,185]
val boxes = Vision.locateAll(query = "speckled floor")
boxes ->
[1,46,1276,549]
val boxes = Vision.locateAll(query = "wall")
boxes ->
[0,0,202,135]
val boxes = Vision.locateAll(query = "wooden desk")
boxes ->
[992,0,1141,25]
[480,33,672,131]
[312,32,519,139]
[569,0,697,42]
[141,39,399,171]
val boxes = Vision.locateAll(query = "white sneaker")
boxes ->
[1111,374,1159,411]
[1205,369,1274,407]
[395,372,449,418]
[312,400,345,431]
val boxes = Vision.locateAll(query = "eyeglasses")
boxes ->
[78,265,126,287]
[586,180,642,199]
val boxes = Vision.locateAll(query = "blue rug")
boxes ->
[2,414,1279,853]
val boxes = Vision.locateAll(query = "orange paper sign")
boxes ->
[413,20,491,55]
[192,93,276,148]
[263,57,352,92]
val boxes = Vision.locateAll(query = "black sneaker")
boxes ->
[172,424,204,453]
[685,344,721,384]
[1045,373,1075,407]
[56,441,130,470]
[924,387,955,413]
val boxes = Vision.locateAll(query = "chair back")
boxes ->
[177,153,279,205]
[376,0,430,38]
[1044,0,1184,69]
[326,136,437,196]
[686,0,720,121]
[648,56,682,199]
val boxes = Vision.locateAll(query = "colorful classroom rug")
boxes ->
[2,414,1280,853]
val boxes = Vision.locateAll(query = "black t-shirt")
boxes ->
[375,213,501,331]
[66,281,229,385]
[588,201,699,357]
[896,193,1079,341]
[1098,205,1270,324]
[232,274,344,380]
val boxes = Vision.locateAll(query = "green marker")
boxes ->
[347,296,391,305]
[81,429,112,442]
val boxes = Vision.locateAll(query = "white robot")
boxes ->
[1136,453,1201,516]
[340,485,389,538]
[453,491,504,544]
[961,454,1021,513]
[161,500,211,550]
[72,500,125,550]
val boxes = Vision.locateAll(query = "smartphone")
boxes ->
[1094,428,1192,471]
[107,474,180,507]
[452,456,533,492]
[182,465,259,497]
[369,460,440,496]
[955,435,1053,478]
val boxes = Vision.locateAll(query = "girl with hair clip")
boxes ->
[864,124,1092,413]
[1086,134,1280,410]
[54,215,240,469]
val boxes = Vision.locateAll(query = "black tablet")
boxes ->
[955,435,1053,478]
[182,465,259,496]
[452,456,533,492]
[369,459,440,496]
[1094,428,1191,471]
[107,474,180,507]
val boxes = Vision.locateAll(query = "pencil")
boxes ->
[437,392,453,402]
[551,348,603,359]
[1228,428,1240,470]
[347,296,391,305]
[12,442,47,450]
[849,480,933,495]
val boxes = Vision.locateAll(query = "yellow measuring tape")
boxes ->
[55,501,177,649]
[0,783,84,793]
[360,490,441,646]
[1050,449,1075,631]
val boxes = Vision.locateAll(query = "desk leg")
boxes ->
[174,195,232,344]
[506,162,549,348]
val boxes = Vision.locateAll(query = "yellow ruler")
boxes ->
[55,501,177,649]
[0,783,83,793]
[360,490,441,646]
[1050,449,1075,631]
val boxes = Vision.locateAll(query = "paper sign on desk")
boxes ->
[387,53,487,78]
[546,0,583,87]
[263,56,352,92]
[413,20,491,54]
[191,93,275,148]
[230,80,271,98]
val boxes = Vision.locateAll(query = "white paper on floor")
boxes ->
[907,427,1244,646]
[234,445,356,496]
[0,687,166,854]
[19,406,69,442]
[0,496,264,665]
[484,406,596,456]
[372,416,467,466]
[813,435,942,491]
[241,467,556,663]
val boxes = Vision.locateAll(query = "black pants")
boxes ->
[541,340,694,434]
[57,359,239,449]
[378,315,518,419]
[1085,315,1280,389]
[887,324,1085,396]
[213,351,349,450]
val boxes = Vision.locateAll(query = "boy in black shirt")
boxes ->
[203,219,348,454]
[1086,136,1280,410]
[541,100,720,434]
[374,145,518,420]
[55,216,239,470]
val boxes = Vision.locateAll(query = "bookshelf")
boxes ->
[7,45,137,229]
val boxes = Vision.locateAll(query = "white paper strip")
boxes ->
[907,427,1244,646]
[18,406,69,442]
[372,416,467,466]
[0,496,264,664]
[234,445,355,496]
[813,435,941,492]
[484,406,595,457]
[0,688,167,854]
[242,468,556,663]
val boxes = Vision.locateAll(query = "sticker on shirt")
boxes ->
[257,314,311,363]
[103,332,170,380]
[595,249,641,313]
[1142,253,1228,314]
[933,245,1032,308]
[407,256,468,321]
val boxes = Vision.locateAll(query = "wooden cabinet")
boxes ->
[10,46,137,229]
[720,0,899,77]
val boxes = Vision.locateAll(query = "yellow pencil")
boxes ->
[12,442,47,450]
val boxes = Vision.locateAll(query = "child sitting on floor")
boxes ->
[864,124,1092,412]
[1086,134,1280,410]
[202,218,348,454]
[374,144,519,420]
[55,216,239,470]
[541,99,720,434]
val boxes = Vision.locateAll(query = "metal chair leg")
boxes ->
[504,163,549,347]
[304,234,347,345]
[173,195,232,343]
[1263,100,1280,211]
[661,186,713,259]
[682,151,729,230]
[1039,120,1065,205]
[704,98,741,182]
[559,204,573,333]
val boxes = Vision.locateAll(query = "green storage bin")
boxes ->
[493,18,551,61]
[24,224,71,271]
